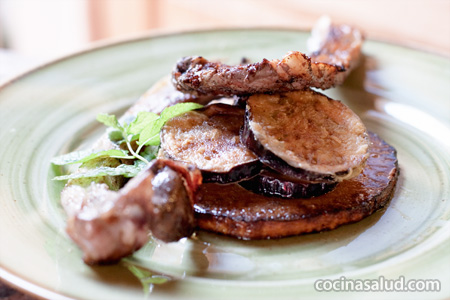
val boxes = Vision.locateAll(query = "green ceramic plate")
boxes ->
[0,29,449,300]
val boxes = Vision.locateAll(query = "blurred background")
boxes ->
[0,0,449,83]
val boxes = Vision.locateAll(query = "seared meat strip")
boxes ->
[172,19,362,97]
[195,132,399,239]
[62,159,201,265]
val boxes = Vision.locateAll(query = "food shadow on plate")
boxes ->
[327,54,383,117]
[109,206,388,284]
[89,264,141,288]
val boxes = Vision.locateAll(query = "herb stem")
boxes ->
[126,140,149,164]
[135,143,146,156]
[111,155,135,160]
[137,133,159,154]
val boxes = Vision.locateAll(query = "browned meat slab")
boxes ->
[194,132,399,239]
[172,21,362,97]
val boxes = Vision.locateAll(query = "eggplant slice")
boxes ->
[239,167,337,199]
[159,104,261,183]
[242,89,369,183]
[195,132,399,239]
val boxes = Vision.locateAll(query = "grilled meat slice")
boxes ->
[127,76,216,116]
[172,19,362,97]
[62,159,201,265]
[195,132,398,239]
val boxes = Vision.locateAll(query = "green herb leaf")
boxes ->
[138,119,164,146]
[53,162,145,180]
[96,113,122,130]
[138,102,203,146]
[51,149,132,165]
[108,129,125,143]
[52,102,203,181]
[125,264,170,295]
[141,145,159,162]
[160,102,204,120]
[127,111,159,135]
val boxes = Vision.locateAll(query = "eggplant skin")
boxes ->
[232,95,248,108]
[240,112,338,182]
[239,169,337,198]
[202,160,262,184]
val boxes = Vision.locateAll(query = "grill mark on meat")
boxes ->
[172,21,362,97]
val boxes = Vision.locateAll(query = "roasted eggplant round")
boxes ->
[159,104,261,183]
[241,89,369,183]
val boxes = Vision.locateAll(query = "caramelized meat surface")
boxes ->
[172,20,362,97]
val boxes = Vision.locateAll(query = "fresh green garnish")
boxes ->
[128,111,159,135]
[52,102,203,180]
[51,149,133,165]
[53,160,147,180]
[138,102,203,147]
[124,263,170,294]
